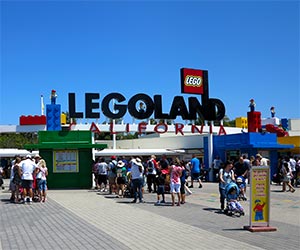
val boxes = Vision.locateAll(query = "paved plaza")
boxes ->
[0,179,299,250]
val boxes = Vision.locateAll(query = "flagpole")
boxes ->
[41,95,44,115]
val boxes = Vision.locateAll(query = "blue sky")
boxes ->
[1,0,299,125]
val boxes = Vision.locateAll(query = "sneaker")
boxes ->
[156,201,160,205]
[160,200,166,203]
[131,200,137,203]
[199,184,203,188]
[188,185,194,188]
[139,200,145,203]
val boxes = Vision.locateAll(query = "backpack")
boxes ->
[116,167,124,177]
[147,160,154,173]
[110,161,117,174]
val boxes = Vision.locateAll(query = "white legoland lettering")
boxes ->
[184,75,202,87]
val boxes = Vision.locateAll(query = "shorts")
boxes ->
[98,175,107,185]
[108,176,116,185]
[170,183,181,193]
[116,177,126,185]
[9,181,16,191]
[38,179,47,191]
[180,183,185,194]
[22,180,33,189]
[191,172,200,181]
[157,185,165,195]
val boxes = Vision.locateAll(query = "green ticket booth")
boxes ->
[25,131,107,189]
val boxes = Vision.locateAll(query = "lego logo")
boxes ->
[184,75,202,87]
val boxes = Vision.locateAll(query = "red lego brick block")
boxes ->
[19,115,47,125]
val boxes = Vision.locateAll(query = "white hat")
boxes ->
[26,154,32,159]
[132,157,143,167]
[117,160,125,167]
[34,154,41,159]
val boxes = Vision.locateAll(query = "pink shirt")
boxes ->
[171,165,182,184]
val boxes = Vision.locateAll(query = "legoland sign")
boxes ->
[68,68,226,122]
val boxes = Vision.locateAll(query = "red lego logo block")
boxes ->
[20,115,47,125]
[181,68,204,95]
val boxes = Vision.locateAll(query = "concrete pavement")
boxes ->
[0,179,299,250]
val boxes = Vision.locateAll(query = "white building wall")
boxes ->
[98,134,207,150]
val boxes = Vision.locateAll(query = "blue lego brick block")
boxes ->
[46,104,61,131]
[281,118,288,130]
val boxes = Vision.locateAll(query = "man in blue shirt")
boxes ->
[189,154,203,188]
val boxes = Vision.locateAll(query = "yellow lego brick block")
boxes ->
[236,117,248,128]
[61,113,67,125]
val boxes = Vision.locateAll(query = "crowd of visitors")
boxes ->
[2,152,298,211]
[92,154,197,206]
[7,154,48,204]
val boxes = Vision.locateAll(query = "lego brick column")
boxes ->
[46,104,61,131]
[247,111,261,132]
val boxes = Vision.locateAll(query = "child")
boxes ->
[227,186,245,215]
[155,168,166,205]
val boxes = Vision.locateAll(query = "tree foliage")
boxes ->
[0,133,38,148]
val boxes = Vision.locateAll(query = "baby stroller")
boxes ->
[123,173,134,198]
[236,176,247,201]
[224,182,245,216]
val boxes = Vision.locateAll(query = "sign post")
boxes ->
[244,166,277,232]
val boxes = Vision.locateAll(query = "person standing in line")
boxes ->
[169,158,183,206]
[189,154,202,188]
[92,158,99,190]
[96,157,108,192]
[159,154,169,171]
[107,156,117,195]
[146,155,157,193]
[36,159,48,202]
[155,161,166,205]
[211,156,223,182]
[219,161,235,212]
[12,157,22,203]
[130,157,145,203]
[9,155,19,202]
[34,154,42,199]
[115,160,127,198]
[180,160,188,204]
[20,155,37,204]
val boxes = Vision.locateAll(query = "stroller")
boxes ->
[224,182,245,216]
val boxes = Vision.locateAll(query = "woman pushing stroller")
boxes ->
[218,160,245,216]
[219,160,235,213]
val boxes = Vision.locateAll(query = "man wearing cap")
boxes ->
[130,157,145,203]
[20,155,37,204]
